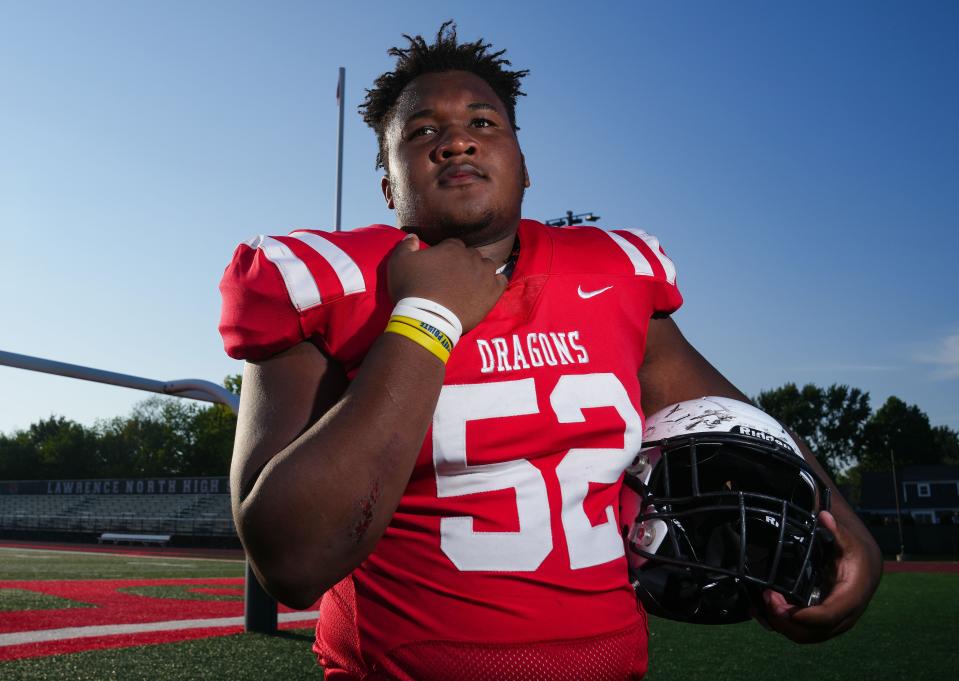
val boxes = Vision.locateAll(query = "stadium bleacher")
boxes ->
[0,477,235,539]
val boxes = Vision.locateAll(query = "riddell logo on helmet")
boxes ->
[733,425,790,451]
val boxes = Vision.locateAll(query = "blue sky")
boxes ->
[1,0,957,436]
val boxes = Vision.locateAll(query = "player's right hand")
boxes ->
[758,509,880,644]
[387,232,508,331]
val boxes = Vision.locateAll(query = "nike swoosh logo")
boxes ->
[578,285,613,299]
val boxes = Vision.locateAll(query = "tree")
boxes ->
[182,402,236,476]
[755,383,871,481]
[932,425,959,465]
[860,396,940,471]
[0,417,102,479]
[29,417,102,479]
[0,374,242,481]
[224,373,242,396]
[96,398,198,477]
[181,374,241,476]
[0,428,50,480]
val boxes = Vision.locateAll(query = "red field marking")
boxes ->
[0,576,320,661]
[0,578,318,633]
[0,542,315,660]
[187,587,244,597]
[0,578,247,633]
[883,560,959,573]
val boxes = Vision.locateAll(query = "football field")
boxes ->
[0,542,956,680]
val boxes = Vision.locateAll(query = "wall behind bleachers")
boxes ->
[0,477,234,538]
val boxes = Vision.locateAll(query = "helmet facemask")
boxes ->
[624,428,834,624]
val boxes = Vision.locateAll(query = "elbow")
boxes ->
[237,519,354,610]
[245,550,334,611]
[233,483,382,609]
[269,578,327,611]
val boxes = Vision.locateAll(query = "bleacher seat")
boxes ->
[0,492,235,536]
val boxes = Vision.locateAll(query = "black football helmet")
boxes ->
[621,397,834,624]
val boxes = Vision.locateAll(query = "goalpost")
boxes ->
[0,349,279,634]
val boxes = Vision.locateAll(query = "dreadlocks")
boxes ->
[360,21,529,170]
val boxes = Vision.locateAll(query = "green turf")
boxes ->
[645,572,959,681]
[1,547,956,681]
[117,584,243,602]
[0,629,324,680]
[0,588,94,611]
[0,547,244,580]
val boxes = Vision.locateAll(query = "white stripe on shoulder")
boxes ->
[289,231,366,296]
[245,235,322,312]
[606,229,677,284]
[604,230,654,277]
[620,229,677,284]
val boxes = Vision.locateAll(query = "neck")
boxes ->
[398,208,521,262]
[401,218,520,265]
[473,225,519,265]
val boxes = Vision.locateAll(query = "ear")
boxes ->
[522,155,531,188]
[381,175,395,209]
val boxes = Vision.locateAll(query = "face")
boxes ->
[381,71,530,246]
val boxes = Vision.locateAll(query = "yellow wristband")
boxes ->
[390,315,454,354]
[385,318,451,363]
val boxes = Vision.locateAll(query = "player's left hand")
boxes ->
[756,510,880,644]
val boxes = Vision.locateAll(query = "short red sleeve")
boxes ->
[218,238,305,360]
[608,228,683,316]
[218,226,404,363]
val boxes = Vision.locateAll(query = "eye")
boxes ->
[409,126,437,139]
[471,118,496,128]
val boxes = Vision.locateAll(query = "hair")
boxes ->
[360,21,529,170]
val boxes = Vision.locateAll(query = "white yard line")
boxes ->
[0,610,319,647]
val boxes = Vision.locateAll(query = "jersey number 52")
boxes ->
[432,373,642,572]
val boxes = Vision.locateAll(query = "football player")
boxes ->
[219,22,881,681]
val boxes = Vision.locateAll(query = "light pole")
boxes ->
[334,67,345,232]
[544,210,601,227]
[890,450,906,561]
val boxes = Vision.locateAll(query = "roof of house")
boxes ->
[899,465,959,481]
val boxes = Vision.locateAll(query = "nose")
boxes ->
[432,127,477,162]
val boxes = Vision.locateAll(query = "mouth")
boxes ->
[437,163,486,187]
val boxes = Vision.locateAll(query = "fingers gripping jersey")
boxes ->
[218,220,682,680]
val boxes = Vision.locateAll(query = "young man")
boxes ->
[219,24,881,680]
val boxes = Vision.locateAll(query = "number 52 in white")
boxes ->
[432,373,642,572]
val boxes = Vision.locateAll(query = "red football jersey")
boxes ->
[219,219,682,680]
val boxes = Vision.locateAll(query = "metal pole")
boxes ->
[245,564,278,634]
[0,350,238,412]
[890,451,905,561]
[335,67,345,232]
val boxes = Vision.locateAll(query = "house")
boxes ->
[859,465,959,525]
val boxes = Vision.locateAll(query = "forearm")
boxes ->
[791,435,883,590]
[236,332,445,607]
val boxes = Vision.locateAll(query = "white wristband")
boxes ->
[394,297,464,337]
[392,302,461,346]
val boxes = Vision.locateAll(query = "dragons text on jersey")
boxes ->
[476,331,589,374]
